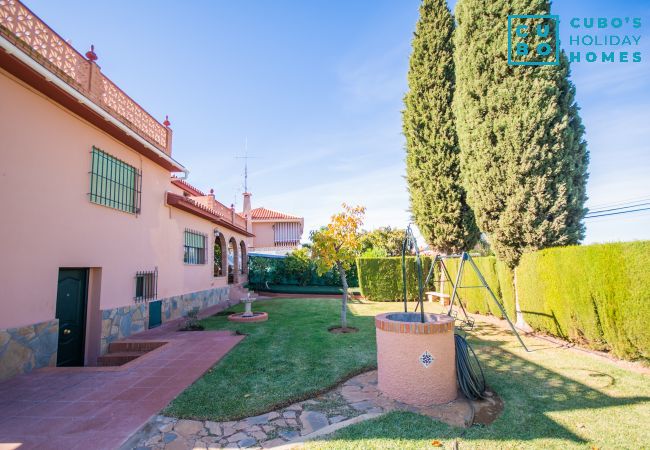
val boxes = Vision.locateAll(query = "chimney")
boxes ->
[243,192,253,233]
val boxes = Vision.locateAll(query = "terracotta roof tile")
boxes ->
[166,192,253,237]
[170,177,206,196]
[250,207,301,220]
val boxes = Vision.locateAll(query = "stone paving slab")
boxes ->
[0,327,243,450]
[129,370,484,449]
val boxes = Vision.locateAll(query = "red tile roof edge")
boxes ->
[170,177,206,197]
[249,207,302,221]
[166,192,254,237]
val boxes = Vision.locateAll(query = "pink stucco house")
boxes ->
[0,1,256,380]
[245,205,304,255]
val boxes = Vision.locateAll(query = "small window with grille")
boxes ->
[135,268,157,302]
[90,147,142,214]
[184,230,206,264]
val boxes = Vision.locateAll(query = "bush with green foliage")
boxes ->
[517,241,650,359]
[248,250,358,290]
[280,247,312,286]
[179,308,204,331]
[361,247,388,258]
[360,227,405,257]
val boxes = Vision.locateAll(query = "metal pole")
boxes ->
[401,229,409,313]
[466,254,529,352]
[415,245,425,323]
[423,254,438,289]
[447,255,465,316]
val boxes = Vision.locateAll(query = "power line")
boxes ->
[584,209,650,223]
[587,201,650,216]
[586,195,650,211]
[585,206,650,219]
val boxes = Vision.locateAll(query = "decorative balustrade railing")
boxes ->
[100,77,168,149]
[0,0,171,155]
[210,200,234,220]
[210,199,248,229]
[233,213,247,229]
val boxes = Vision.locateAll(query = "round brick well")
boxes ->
[375,312,456,405]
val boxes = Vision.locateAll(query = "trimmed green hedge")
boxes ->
[357,256,511,318]
[356,241,650,360]
[495,259,516,319]
[356,257,433,301]
[517,242,650,359]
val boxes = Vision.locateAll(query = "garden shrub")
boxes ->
[518,241,650,359]
[620,241,650,359]
[248,251,358,290]
[517,248,598,344]
[356,242,650,361]
[358,255,507,316]
[356,257,432,301]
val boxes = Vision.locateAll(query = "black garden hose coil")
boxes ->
[454,333,486,400]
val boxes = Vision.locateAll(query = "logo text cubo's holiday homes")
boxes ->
[567,17,642,63]
[508,15,643,66]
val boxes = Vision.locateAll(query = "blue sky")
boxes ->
[28,0,649,245]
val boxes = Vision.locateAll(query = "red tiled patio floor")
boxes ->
[0,316,244,450]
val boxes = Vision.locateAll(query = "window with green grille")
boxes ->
[135,268,158,302]
[184,230,206,264]
[89,147,142,214]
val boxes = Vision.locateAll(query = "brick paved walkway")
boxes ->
[0,319,243,450]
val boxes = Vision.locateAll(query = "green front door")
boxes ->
[56,268,88,366]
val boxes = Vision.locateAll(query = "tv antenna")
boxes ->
[235,137,259,193]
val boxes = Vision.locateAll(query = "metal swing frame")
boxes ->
[400,224,528,351]
[425,252,529,352]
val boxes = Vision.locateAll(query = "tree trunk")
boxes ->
[514,266,532,332]
[336,261,349,329]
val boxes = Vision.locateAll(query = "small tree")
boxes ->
[311,204,366,329]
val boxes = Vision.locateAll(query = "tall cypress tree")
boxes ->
[403,0,479,254]
[453,0,589,268]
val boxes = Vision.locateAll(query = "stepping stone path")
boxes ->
[128,370,482,449]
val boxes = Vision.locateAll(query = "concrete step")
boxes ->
[107,341,164,354]
[97,351,145,366]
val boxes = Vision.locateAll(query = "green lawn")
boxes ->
[308,308,650,449]
[165,298,650,449]
[163,298,384,421]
